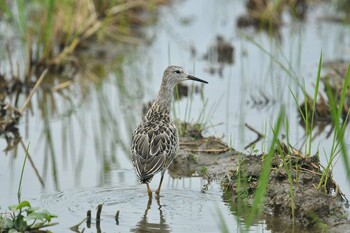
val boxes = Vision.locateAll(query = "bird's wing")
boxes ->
[131,125,178,181]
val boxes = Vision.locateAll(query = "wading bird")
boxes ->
[131,66,208,197]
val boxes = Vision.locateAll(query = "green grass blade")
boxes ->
[215,207,230,233]
[18,142,30,203]
[242,33,301,89]
[43,0,55,57]
[308,53,322,155]
[247,108,285,226]
[337,65,350,178]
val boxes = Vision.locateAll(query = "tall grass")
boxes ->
[248,28,349,184]
[319,65,350,188]
[289,56,350,187]
[1,0,164,80]
[289,54,323,155]
[307,54,322,155]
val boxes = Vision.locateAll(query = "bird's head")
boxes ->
[162,66,208,87]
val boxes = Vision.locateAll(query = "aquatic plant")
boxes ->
[291,56,350,183]
[0,143,57,232]
[0,201,58,232]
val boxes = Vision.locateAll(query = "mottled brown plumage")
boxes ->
[131,66,208,197]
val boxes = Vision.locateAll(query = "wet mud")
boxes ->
[169,126,350,232]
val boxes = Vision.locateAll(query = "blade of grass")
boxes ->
[336,65,350,178]
[278,117,296,226]
[242,33,302,89]
[319,65,350,188]
[43,0,55,58]
[247,108,285,226]
[215,207,229,233]
[17,142,30,203]
[16,0,26,33]
[308,53,322,155]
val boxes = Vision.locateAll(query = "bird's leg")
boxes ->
[155,194,161,207]
[146,196,152,211]
[155,170,165,196]
[146,183,152,198]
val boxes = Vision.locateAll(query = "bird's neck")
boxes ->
[147,84,174,118]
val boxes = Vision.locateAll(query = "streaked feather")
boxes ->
[131,117,178,183]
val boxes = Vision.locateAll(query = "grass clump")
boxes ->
[294,58,350,181]
[2,0,168,79]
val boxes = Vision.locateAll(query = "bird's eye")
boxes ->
[174,70,181,74]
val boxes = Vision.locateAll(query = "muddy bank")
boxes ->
[169,126,349,232]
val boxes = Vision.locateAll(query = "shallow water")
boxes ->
[38,174,241,232]
[1,0,350,232]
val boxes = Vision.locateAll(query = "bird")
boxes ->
[131,65,208,198]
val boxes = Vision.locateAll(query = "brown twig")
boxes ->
[184,148,230,153]
[20,139,45,187]
[19,69,48,115]
[115,210,120,225]
[86,210,91,228]
[52,80,73,92]
[96,204,103,222]
[299,167,322,176]
[107,0,147,15]
[244,123,264,149]
[96,204,102,233]
[180,141,201,145]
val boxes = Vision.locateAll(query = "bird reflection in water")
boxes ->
[131,197,170,233]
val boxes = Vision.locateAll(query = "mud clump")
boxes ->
[171,125,349,232]
[0,75,28,151]
[222,143,349,232]
[169,122,233,178]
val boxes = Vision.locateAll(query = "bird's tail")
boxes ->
[140,174,153,184]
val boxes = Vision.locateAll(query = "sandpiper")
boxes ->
[131,66,208,197]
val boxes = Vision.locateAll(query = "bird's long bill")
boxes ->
[187,75,208,84]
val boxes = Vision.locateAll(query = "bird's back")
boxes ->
[131,109,178,183]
